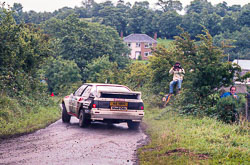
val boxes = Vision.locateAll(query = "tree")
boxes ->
[0,8,51,96]
[185,0,214,14]
[228,5,241,13]
[148,45,177,94]
[41,57,82,95]
[149,27,240,112]
[158,11,182,38]
[181,12,204,38]
[42,14,129,81]
[232,27,250,59]
[202,12,222,36]
[123,62,151,90]
[213,26,250,60]
[97,3,129,35]
[11,3,23,24]
[174,28,240,106]
[237,7,250,27]
[215,1,228,17]
[156,0,182,12]
[221,15,239,33]
[127,2,157,35]
[81,0,95,11]
[84,55,120,83]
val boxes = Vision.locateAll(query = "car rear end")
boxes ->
[89,89,144,123]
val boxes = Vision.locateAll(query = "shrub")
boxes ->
[215,95,246,123]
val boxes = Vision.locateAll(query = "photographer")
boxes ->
[169,62,185,94]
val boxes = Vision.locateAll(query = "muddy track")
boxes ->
[0,118,147,165]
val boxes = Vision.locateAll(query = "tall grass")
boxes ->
[0,95,61,139]
[139,106,250,164]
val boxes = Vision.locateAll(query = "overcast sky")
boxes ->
[2,0,250,12]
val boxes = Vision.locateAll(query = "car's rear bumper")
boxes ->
[90,109,144,122]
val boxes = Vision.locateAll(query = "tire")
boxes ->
[62,103,71,123]
[79,110,91,128]
[127,121,140,130]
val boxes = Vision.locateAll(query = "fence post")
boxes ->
[246,93,250,121]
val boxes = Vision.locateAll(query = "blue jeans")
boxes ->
[169,79,182,94]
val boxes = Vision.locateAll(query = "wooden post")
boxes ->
[246,93,250,121]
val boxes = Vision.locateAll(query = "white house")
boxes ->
[233,59,250,84]
[123,34,157,60]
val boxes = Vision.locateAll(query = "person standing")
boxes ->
[169,62,185,95]
[220,86,238,99]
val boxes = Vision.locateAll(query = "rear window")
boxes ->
[96,86,130,92]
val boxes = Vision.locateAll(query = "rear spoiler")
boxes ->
[96,90,141,99]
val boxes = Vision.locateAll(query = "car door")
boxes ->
[78,85,93,109]
[73,85,93,116]
[70,85,87,113]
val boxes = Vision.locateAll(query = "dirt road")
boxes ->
[0,117,147,165]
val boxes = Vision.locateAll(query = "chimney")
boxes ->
[154,32,157,40]
[120,31,123,39]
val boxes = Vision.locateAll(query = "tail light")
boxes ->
[78,98,84,101]
[92,104,97,108]
[140,106,144,110]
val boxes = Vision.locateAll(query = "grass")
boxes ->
[131,60,149,64]
[157,38,174,48]
[139,106,250,164]
[0,96,61,139]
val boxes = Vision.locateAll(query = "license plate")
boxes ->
[110,101,128,111]
[111,106,128,110]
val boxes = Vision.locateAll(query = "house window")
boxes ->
[135,51,141,55]
[127,42,131,47]
[136,43,141,47]
[144,43,152,48]
[144,52,152,57]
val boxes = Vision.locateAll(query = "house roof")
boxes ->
[123,34,157,43]
[232,60,250,70]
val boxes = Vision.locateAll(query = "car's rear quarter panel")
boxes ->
[63,97,71,112]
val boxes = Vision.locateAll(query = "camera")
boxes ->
[174,65,181,69]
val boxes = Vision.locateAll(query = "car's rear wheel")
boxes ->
[62,103,71,123]
[79,109,91,128]
[127,121,140,130]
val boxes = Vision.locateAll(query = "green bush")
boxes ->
[216,95,246,123]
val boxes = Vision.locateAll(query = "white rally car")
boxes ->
[61,83,144,129]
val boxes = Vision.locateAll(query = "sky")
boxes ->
[2,0,250,12]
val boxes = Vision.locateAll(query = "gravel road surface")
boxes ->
[0,117,147,165]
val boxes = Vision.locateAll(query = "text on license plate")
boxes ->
[111,107,127,110]
[110,101,128,107]
[110,101,128,110]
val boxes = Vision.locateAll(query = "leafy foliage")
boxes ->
[40,57,82,95]
[156,0,183,12]
[7,0,250,60]
[174,28,240,103]
[0,8,51,96]
[216,95,246,123]
[85,55,121,84]
[42,14,129,81]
